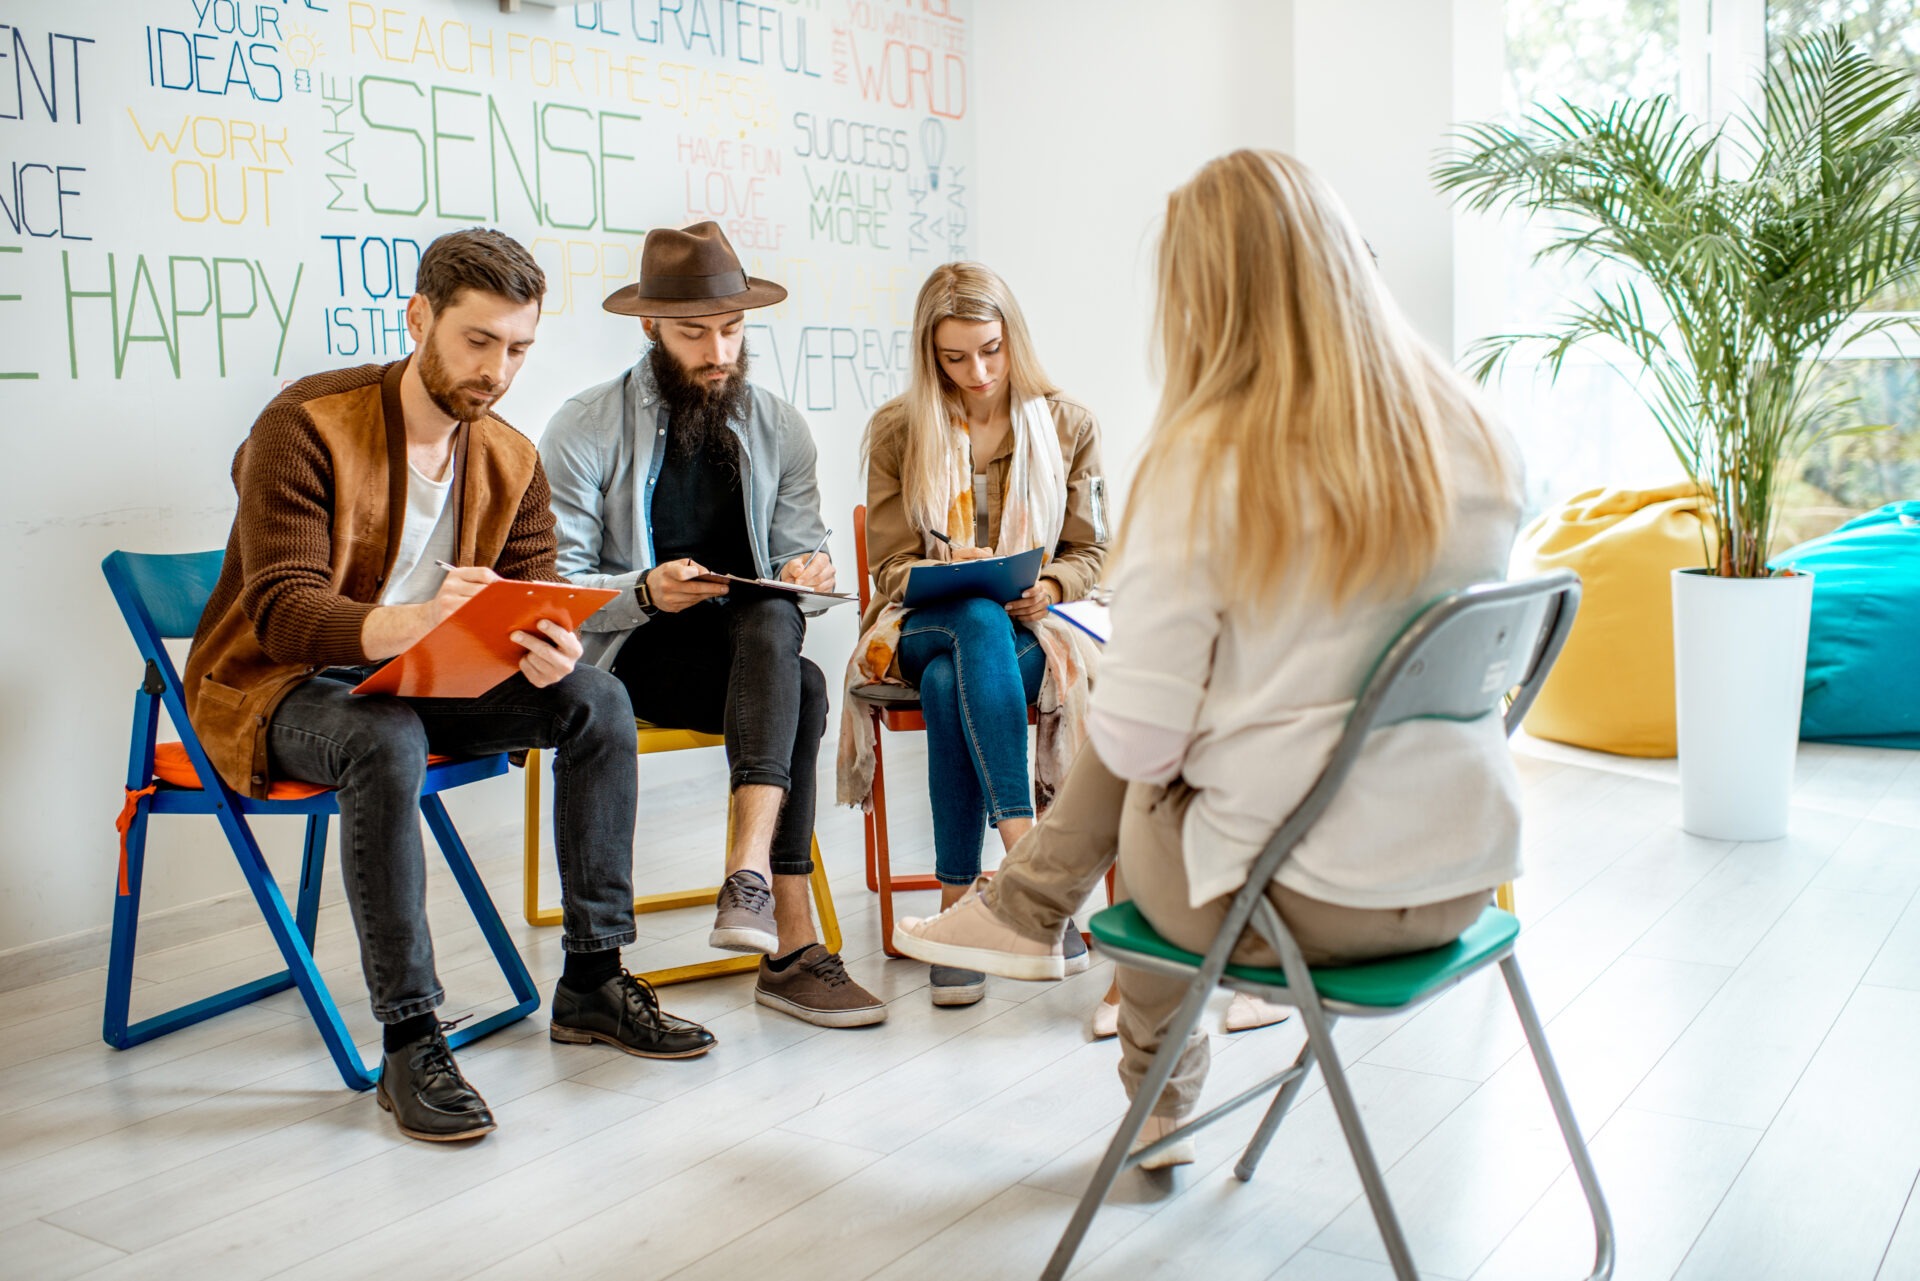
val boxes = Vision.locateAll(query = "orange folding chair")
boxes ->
[853,505,1075,958]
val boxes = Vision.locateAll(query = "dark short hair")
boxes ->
[414,228,546,313]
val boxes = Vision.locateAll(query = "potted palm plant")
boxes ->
[1435,30,1920,841]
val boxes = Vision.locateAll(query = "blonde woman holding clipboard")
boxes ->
[839,264,1108,1007]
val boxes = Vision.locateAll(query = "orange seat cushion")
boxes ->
[151,742,456,800]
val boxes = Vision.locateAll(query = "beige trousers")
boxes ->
[983,748,1489,1118]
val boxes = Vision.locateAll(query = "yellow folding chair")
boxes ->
[521,721,840,986]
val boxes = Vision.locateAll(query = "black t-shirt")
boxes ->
[650,420,757,579]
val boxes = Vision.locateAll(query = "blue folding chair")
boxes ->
[102,550,540,1091]
[1045,570,1613,1281]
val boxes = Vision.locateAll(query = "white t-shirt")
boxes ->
[380,461,457,606]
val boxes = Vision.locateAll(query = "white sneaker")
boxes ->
[893,881,1065,980]
[1223,992,1290,1033]
[1131,1113,1196,1170]
[1089,995,1119,1040]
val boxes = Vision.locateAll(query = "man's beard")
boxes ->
[417,328,503,422]
[649,337,751,467]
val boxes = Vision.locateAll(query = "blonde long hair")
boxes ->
[864,263,1057,534]
[1128,149,1512,607]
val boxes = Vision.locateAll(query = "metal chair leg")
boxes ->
[101,797,149,1046]
[1234,1029,1319,1182]
[1042,975,1219,1281]
[1295,996,1421,1280]
[213,801,376,1091]
[870,713,906,958]
[813,844,843,955]
[294,814,327,945]
[105,791,302,1054]
[522,746,549,926]
[865,716,884,892]
[1500,956,1616,1281]
[422,795,541,1046]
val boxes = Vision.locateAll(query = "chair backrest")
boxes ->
[102,549,228,790]
[1240,570,1582,896]
[853,504,873,614]
[103,550,224,643]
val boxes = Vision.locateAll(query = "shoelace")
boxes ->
[407,1015,472,1078]
[800,949,853,989]
[720,873,773,914]
[614,969,665,1019]
[929,878,992,924]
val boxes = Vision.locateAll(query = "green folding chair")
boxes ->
[1045,569,1613,1281]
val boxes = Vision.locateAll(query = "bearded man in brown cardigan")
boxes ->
[185,229,713,1143]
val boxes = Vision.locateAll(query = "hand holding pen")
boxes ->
[427,559,499,626]
[929,528,993,562]
[780,528,837,592]
[433,559,579,681]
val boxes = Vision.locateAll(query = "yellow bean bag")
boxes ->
[1511,483,1713,757]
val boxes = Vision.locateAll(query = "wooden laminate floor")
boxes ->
[5,735,1920,1280]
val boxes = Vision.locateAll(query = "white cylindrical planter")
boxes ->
[1671,568,1814,841]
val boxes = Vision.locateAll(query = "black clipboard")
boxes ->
[692,572,856,605]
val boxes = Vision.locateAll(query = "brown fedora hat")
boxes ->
[603,221,787,317]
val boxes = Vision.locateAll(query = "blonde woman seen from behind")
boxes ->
[839,263,1109,1008]
[892,149,1524,1167]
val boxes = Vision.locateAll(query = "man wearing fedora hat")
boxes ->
[542,221,887,1029]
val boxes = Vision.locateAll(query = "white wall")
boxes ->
[2,0,1475,964]
[1293,0,1458,355]
[0,0,974,961]
[971,0,1294,490]
[972,0,1464,486]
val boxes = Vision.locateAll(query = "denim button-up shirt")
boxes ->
[541,358,829,669]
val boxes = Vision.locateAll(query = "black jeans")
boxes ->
[267,664,639,1024]
[611,594,826,876]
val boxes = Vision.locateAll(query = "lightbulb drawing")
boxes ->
[282,21,324,93]
[920,117,947,191]
[282,22,324,68]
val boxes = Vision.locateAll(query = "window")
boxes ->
[1459,0,1919,543]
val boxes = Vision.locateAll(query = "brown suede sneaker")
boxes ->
[754,944,889,1027]
[710,869,778,954]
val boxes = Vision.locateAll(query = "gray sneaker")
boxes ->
[710,870,778,954]
[930,965,987,1007]
[755,945,888,1027]
[1063,919,1091,975]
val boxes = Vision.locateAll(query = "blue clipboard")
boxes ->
[903,547,1046,607]
[1048,599,1111,645]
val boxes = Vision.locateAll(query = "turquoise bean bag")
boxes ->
[1775,502,1920,748]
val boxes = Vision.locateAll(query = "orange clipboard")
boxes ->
[352,579,620,699]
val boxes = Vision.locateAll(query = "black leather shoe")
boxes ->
[550,970,717,1059]
[375,1022,496,1142]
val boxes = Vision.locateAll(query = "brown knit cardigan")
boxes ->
[184,358,559,797]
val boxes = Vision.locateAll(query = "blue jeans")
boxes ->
[897,597,1046,885]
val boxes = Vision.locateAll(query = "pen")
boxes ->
[928,530,953,546]
[800,527,832,571]
[434,560,459,572]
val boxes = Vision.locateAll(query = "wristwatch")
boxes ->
[635,568,661,618]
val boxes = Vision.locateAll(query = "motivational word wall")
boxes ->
[0,0,973,954]
[1,0,972,406]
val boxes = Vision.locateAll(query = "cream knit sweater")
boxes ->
[1095,418,1525,911]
